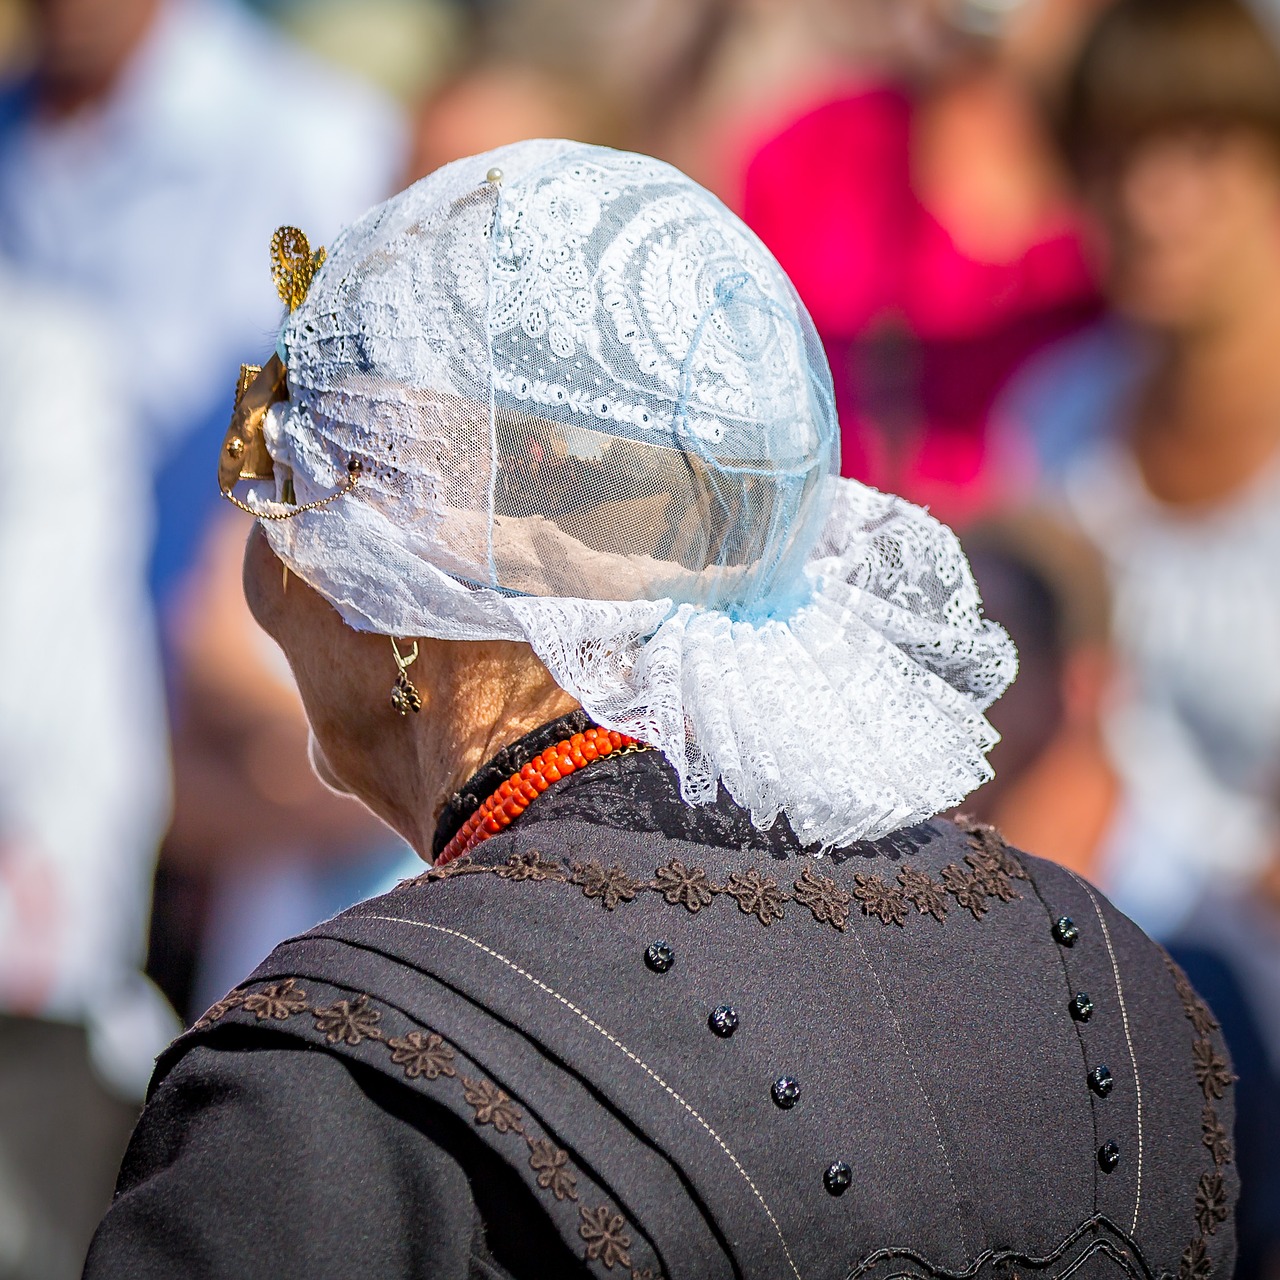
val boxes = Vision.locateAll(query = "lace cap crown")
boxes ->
[266,140,840,615]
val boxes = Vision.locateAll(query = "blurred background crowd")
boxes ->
[1,0,1279,1274]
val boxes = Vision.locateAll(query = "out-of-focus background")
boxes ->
[1,0,1279,1273]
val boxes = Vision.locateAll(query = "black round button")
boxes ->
[771,1076,801,1109]
[1053,916,1080,946]
[709,1005,739,1037]
[1098,1141,1120,1172]
[1088,1065,1114,1097]
[644,941,674,973]
[1069,992,1095,1022]
[824,1161,853,1196]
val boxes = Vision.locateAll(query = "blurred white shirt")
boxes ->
[0,266,175,1095]
[1066,439,1280,936]
[0,0,406,441]
[0,0,406,1093]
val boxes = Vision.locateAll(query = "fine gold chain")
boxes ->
[220,459,361,521]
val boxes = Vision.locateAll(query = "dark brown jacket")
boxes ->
[85,719,1237,1280]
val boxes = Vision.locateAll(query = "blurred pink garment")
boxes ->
[743,88,1099,523]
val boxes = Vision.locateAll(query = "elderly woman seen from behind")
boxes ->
[86,142,1234,1280]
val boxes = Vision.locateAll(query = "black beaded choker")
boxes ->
[430,711,593,860]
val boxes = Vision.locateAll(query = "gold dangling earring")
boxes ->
[389,637,422,715]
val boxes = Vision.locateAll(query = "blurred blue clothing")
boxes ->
[0,0,406,625]
[998,319,1280,940]
[149,396,235,614]
[0,0,406,1089]
[993,316,1150,478]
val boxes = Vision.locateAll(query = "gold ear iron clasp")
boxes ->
[219,353,287,494]
[217,353,362,519]
[219,226,359,519]
[390,638,423,715]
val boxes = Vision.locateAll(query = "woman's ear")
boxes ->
[242,524,288,644]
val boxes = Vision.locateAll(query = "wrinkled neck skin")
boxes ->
[367,646,583,858]
[242,526,580,861]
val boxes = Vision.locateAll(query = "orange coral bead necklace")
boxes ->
[435,726,647,868]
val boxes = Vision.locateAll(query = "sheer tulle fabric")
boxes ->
[264,476,1014,849]
[246,139,1016,849]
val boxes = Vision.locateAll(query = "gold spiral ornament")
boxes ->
[270,226,326,312]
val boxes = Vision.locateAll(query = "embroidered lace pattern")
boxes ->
[194,979,657,1278]
[246,139,1016,849]
[408,815,1028,932]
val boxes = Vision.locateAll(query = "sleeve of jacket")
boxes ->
[82,1031,582,1280]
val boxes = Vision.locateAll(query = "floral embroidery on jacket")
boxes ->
[579,1204,633,1270]
[239,978,309,1021]
[1201,1106,1232,1167]
[852,874,908,927]
[1192,1039,1232,1102]
[387,1031,456,1079]
[573,862,643,911]
[1168,964,1220,1038]
[418,824,1029,936]
[1163,951,1236,1279]
[964,852,1020,904]
[1194,1172,1229,1237]
[952,815,1027,905]
[528,1138,579,1201]
[792,866,852,930]
[723,868,788,925]
[312,995,382,1046]
[496,850,569,882]
[193,980,655,1278]
[651,858,716,912]
[194,992,245,1029]
[939,863,991,920]
[897,865,948,923]
[1180,1238,1212,1280]
[462,1076,526,1134]
[952,814,1026,873]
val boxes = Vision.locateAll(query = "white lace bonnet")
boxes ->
[239,139,1016,849]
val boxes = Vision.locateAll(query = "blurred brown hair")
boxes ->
[1060,0,1280,174]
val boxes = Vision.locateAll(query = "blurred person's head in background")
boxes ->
[799,0,1118,98]
[259,0,465,107]
[25,0,161,116]
[1062,0,1280,335]
[740,0,1112,523]
[407,0,735,181]
[962,512,1116,881]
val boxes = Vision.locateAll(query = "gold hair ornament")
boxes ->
[390,638,423,715]
[219,227,360,519]
[271,226,327,313]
